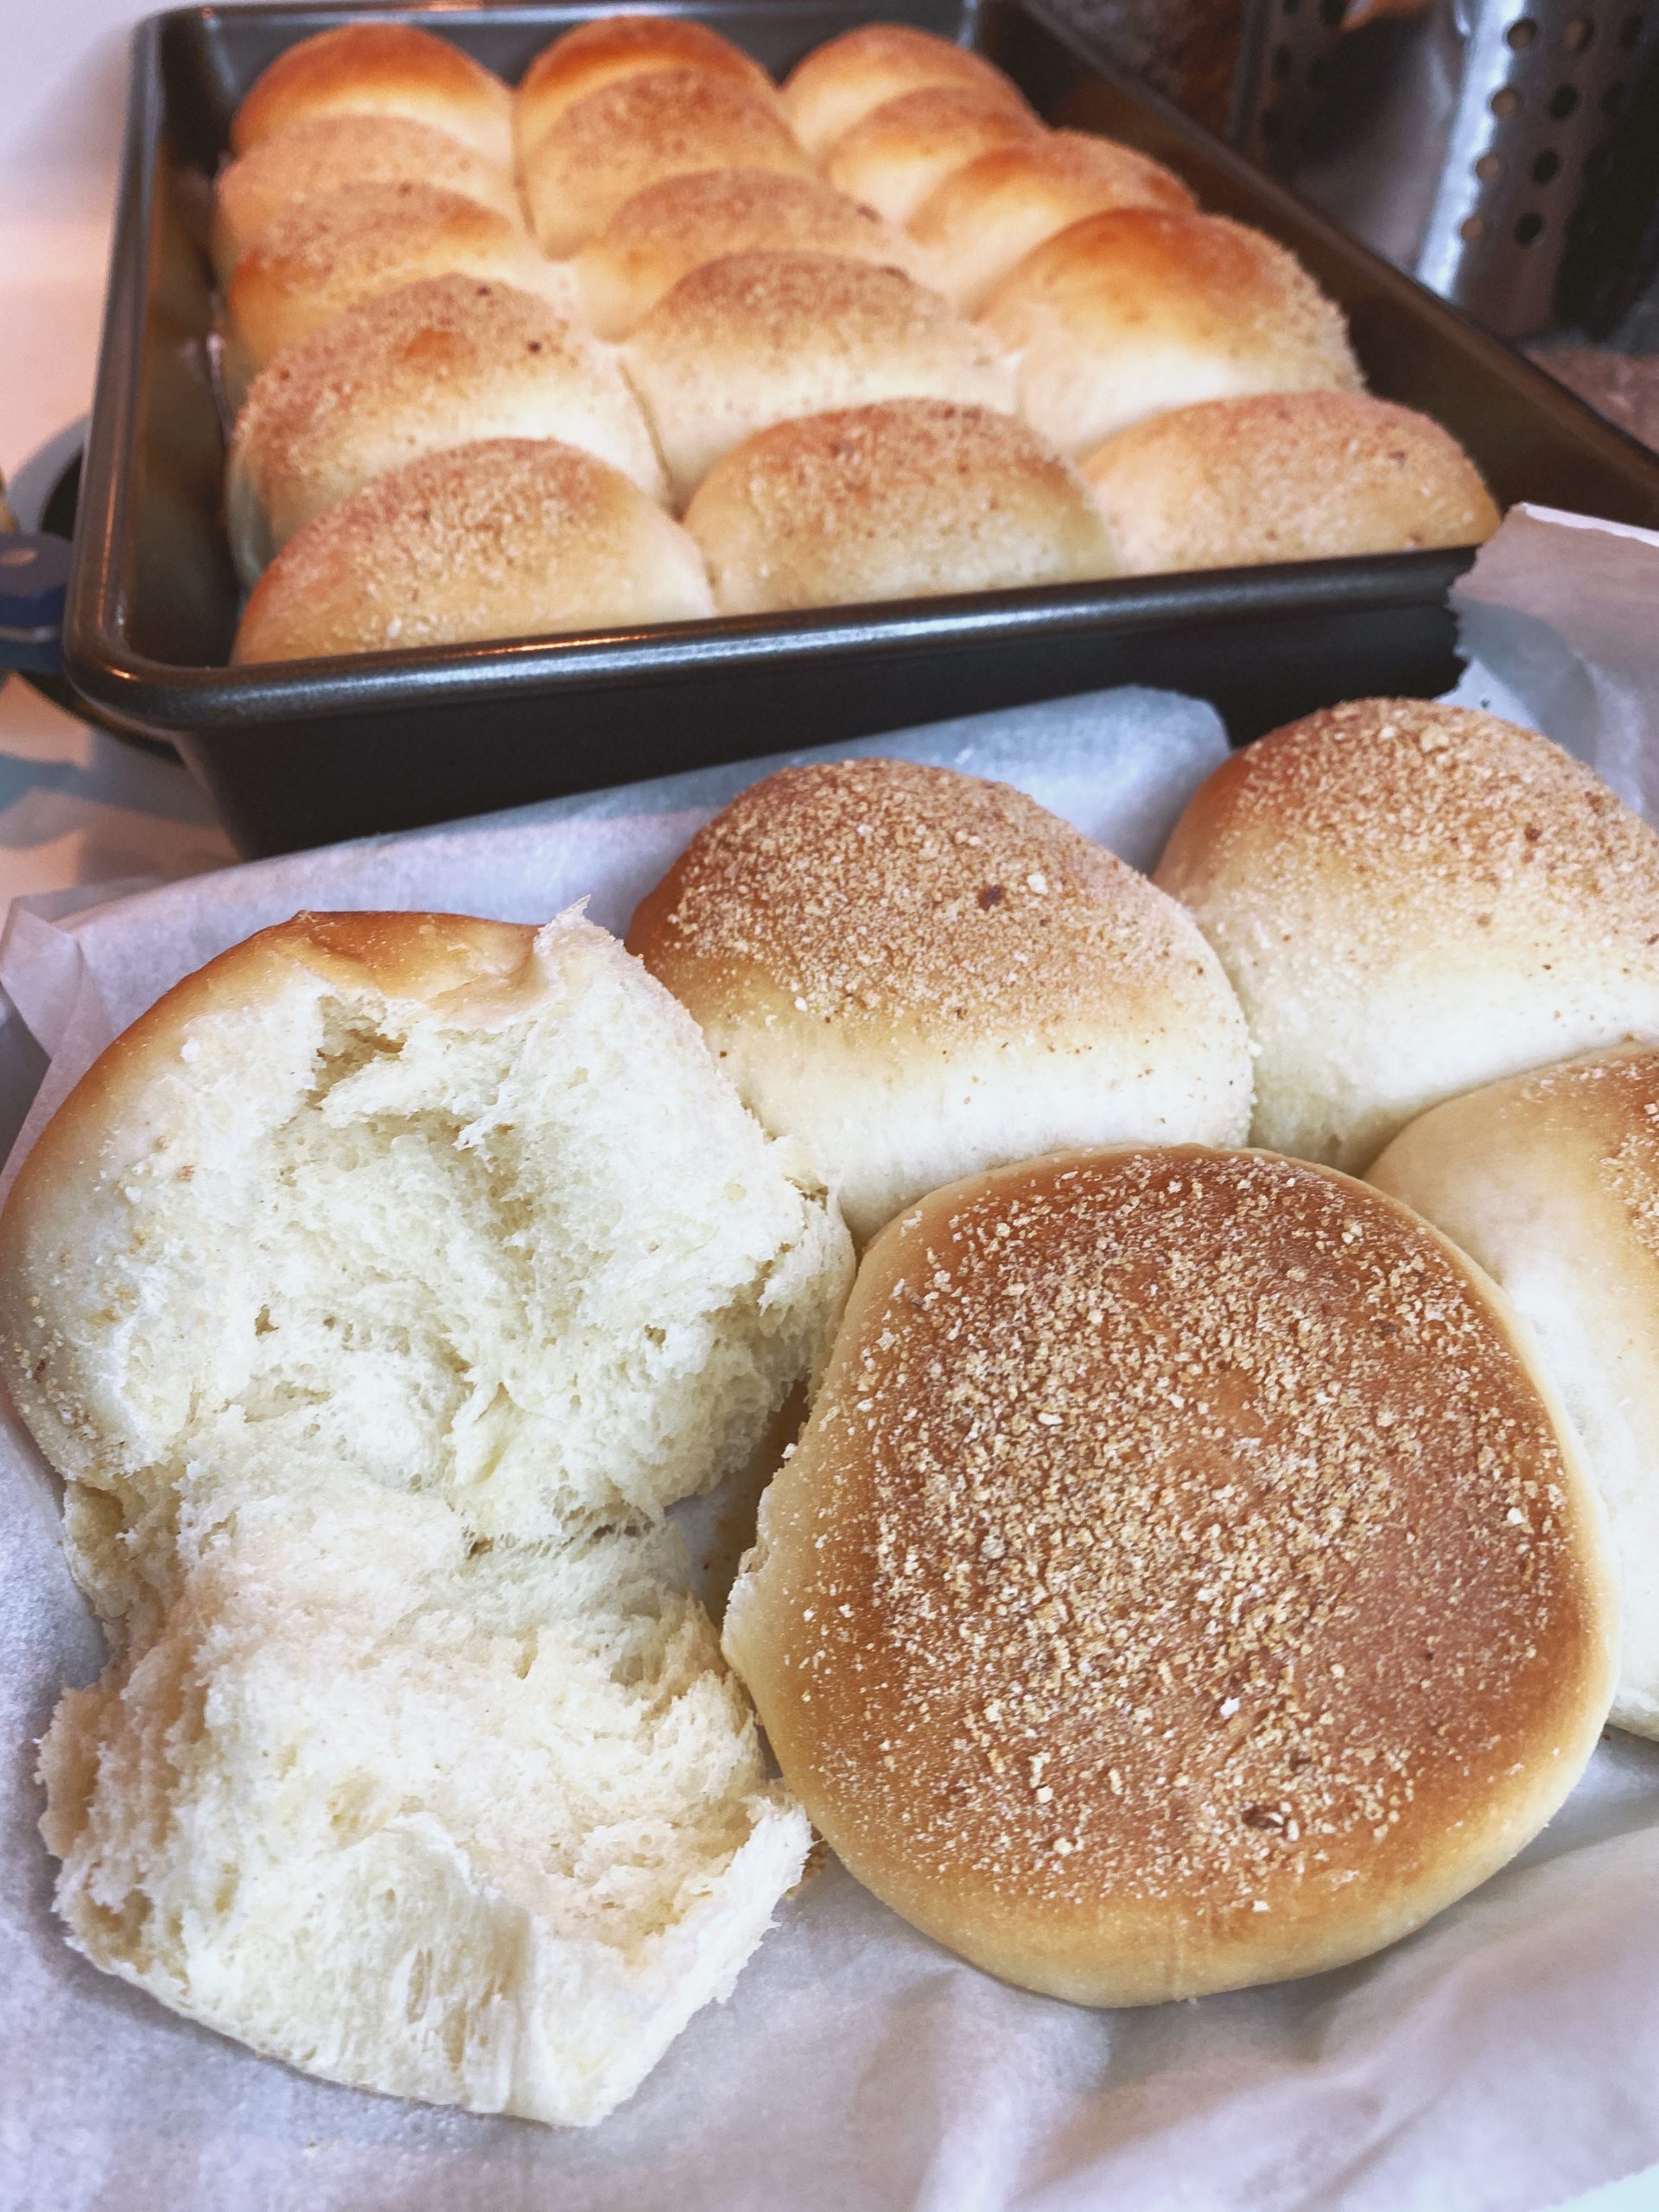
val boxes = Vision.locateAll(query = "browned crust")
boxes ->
[232,24,512,162]
[516,15,779,162]
[913,127,1194,236]
[823,85,1040,218]
[781,23,1028,156]
[725,1146,1617,2005]
[1083,392,1500,572]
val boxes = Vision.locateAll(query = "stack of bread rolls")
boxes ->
[212,16,1499,664]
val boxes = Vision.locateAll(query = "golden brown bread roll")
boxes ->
[781,22,1028,158]
[231,437,713,664]
[1154,698,1659,1169]
[521,70,814,258]
[226,276,665,584]
[980,208,1363,455]
[1370,1046,1659,1741]
[823,85,1039,225]
[625,251,1015,504]
[1082,392,1501,573]
[572,168,934,341]
[515,13,779,165]
[211,114,521,284]
[223,181,559,391]
[626,757,1245,1240]
[682,398,1119,620]
[232,23,512,167]
[723,1145,1618,2005]
[911,130,1197,312]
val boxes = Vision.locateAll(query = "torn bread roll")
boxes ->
[232,22,512,167]
[823,84,1040,224]
[781,22,1028,158]
[211,114,521,283]
[723,1146,1618,2004]
[980,208,1363,455]
[231,439,712,664]
[573,168,935,341]
[1083,391,1500,572]
[224,181,559,391]
[521,70,814,259]
[515,14,780,165]
[227,276,666,584]
[1154,698,1659,1170]
[683,398,1118,616]
[910,130,1197,312]
[626,757,1248,1241]
[625,251,1016,504]
[1370,1046,1659,1741]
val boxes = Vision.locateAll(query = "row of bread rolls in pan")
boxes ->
[10,694,1659,2120]
[213,17,1501,663]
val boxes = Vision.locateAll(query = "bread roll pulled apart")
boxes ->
[683,398,1119,615]
[516,14,781,166]
[724,1147,1618,2004]
[1083,391,1499,573]
[227,276,666,584]
[1370,1046,1659,1739]
[232,22,513,167]
[627,758,1250,1242]
[1154,698,1659,1169]
[980,208,1362,456]
[232,438,712,663]
[781,22,1029,158]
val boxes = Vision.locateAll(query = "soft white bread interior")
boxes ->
[1154,698,1659,1170]
[211,114,521,283]
[1082,391,1500,573]
[723,1146,1618,2004]
[682,397,1119,617]
[822,84,1039,224]
[39,1484,810,2127]
[520,70,814,258]
[224,181,558,388]
[226,276,666,584]
[780,22,1028,158]
[231,439,713,663]
[979,208,1362,455]
[624,250,1016,505]
[0,907,850,1638]
[232,22,513,168]
[573,167,935,341]
[1369,1047,1659,1740]
[515,14,780,166]
[909,129,1196,313]
[626,758,1251,1242]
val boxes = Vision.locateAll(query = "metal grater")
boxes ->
[1230,0,1352,171]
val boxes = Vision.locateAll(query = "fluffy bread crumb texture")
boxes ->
[5,907,850,2124]
[214,16,1499,658]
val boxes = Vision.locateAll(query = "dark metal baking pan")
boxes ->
[63,0,1659,858]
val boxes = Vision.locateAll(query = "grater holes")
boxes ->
[1318,0,1343,24]
[1514,211,1547,243]
[1563,13,1596,49]
[1261,106,1286,142]
[1476,151,1504,180]
[1532,147,1560,181]
[1618,11,1642,44]
[1506,16,1539,47]
[1460,213,1489,240]
[1272,41,1294,79]
[1548,81,1581,116]
[1602,79,1626,111]
[1491,86,1522,116]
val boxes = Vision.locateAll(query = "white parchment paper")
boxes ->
[5,518,1659,2212]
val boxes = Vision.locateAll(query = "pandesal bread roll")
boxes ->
[224,181,558,390]
[823,85,1040,225]
[1154,698,1659,1171]
[626,759,1249,1241]
[625,251,1016,504]
[780,22,1028,158]
[723,1146,1618,2005]
[516,15,779,166]
[232,439,711,663]
[232,22,512,167]
[521,70,814,259]
[573,167,934,341]
[910,130,1198,312]
[0,906,850,1638]
[1082,391,1501,573]
[1370,1047,1659,1739]
[980,209,1363,456]
[226,276,665,584]
[211,114,520,284]
[683,399,1119,617]
[41,1487,810,2126]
